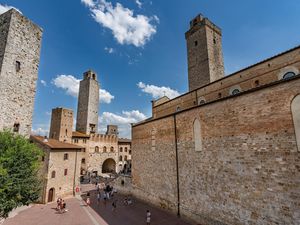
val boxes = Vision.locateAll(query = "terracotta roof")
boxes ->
[118,138,131,143]
[30,135,84,149]
[72,131,90,138]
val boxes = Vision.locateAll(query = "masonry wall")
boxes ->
[0,9,42,137]
[132,78,300,225]
[46,149,81,202]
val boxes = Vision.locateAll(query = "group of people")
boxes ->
[56,198,67,213]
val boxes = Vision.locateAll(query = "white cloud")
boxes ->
[104,47,115,53]
[135,0,142,8]
[0,4,21,14]
[99,110,147,138]
[82,0,158,47]
[31,127,49,137]
[52,74,114,104]
[40,80,47,86]
[137,82,180,99]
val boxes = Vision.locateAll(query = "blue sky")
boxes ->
[1,0,300,137]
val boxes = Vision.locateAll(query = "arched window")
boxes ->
[124,156,128,161]
[291,95,300,151]
[125,147,128,152]
[120,147,123,152]
[193,119,202,152]
[64,153,68,160]
[103,146,107,153]
[199,99,206,105]
[129,150,131,155]
[283,71,296,79]
[231,89,240,95]
[119,156,122,161]
[95,146,99,153]
[51,171,56,178]
[110,147,114,152]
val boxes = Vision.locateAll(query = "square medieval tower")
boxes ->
[0,9,43,137]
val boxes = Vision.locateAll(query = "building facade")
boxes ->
[0,9,42,137]
[131,15,300,225]
[30,135,83,203]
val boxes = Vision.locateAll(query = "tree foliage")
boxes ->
[0,131,43,218]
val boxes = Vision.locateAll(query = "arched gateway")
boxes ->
[102,158,116,173]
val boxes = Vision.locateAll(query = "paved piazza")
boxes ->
[3,184,194,225]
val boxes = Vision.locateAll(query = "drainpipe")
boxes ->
[73,149,79,196]
[173,114,180,217]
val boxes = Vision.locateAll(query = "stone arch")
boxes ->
[193,118,202,152]
[278,66,299,80]
[102,158,116,173]
[291,94,300,151]
[229,85,242,95]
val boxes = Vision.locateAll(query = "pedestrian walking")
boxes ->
[112,200,117,212]
[86,192,91,206]
[97,191,101,204]
[146,210,151,225]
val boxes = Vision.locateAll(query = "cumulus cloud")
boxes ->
[40,80,47,86]
[0,4,21,14]
[104,47,115,54]
[135,0,142,8]
[31,127,49,137]
[81,0,158,47]
[99,110,147,138]
[137,82,180,99]
[52,74,114,104]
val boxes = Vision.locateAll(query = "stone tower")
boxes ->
[185,14,224,91]
[106,125,118,136]
[49,108,73,143]
[0,9,42,137]
[76,70,99,134]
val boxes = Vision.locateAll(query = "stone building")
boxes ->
[131,14,300,225]
[49,70,131,178]
[0,9,42,137]
[30,135,83,203]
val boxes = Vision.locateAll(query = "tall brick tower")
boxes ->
[76,70,99,134]
[185,14,224,91]
[49,108,73,143]
[0,9,43,137]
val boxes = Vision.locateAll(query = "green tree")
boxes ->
[0,131,43,218]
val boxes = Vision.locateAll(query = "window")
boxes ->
[199,99,206,105]
[51,171,56,178]
[74,139,79,143]
[103,146,107,153]
[64,169,68,176]
[193,119,202,152]
[255,80,260,86]
[176,106,181,112]
[231,89,240,95]
[95,146,99,153]
[291,95,300,152]
[83,139,87,144]
[64,153,68,160]
[119,156,122,161]
[129,150,131,155]
[13,123,20,132]
[194,40,198,46]
[81,158,86,164]
[120,147,123,152]
[65,129,68,136]
[16,61,21,72]
[110,146,114,152]
[125,147,128,152]
[124,156,128,161]
[213,38,216,44]
[283,71,296,79]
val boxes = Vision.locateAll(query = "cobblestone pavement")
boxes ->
[3,184,195,225]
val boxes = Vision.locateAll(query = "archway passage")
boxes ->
[48,188,55,202]
[102,158,116,173]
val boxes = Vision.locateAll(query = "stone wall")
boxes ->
[152,46,300,120]
[132,77,300,225]
[0,9,42,137]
